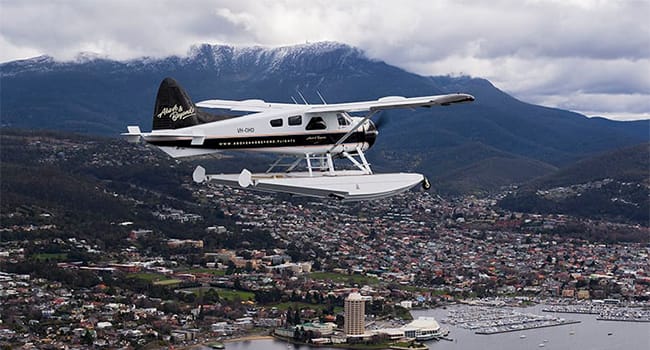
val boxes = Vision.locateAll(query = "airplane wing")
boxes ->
[307,93,475,113]
[196,93,474,113]
[196,99,302,112]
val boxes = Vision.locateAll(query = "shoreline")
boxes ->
[596,317,650,322]
[272,334,401,349]
[222,335,274,343]
[212,333,424,349]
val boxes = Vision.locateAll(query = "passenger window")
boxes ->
[288,115,302,126]
[337,113,350,126]
[306,116,327,130]
[270,118,283,127]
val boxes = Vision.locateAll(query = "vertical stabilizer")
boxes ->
[152,77,200,130]
[152,77,233,130]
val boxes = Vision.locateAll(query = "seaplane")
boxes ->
[123,78,474,201]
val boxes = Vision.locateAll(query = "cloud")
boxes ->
[0,35,42,62]
[535,92,650,119]
[0,0,648,120]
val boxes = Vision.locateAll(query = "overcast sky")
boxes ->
[1,0,649,121]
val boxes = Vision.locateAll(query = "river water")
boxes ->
[207,305,650,350]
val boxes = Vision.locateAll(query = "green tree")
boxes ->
[205,288,220,303]
[293,309,301,325]
[82,329,94,345]
[226,260,236,275]
[286,307,293,326]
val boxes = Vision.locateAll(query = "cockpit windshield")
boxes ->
[337,113,351,126]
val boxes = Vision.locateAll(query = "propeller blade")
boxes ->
[373,112,390,130]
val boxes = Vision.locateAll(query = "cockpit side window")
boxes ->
[306,116,327,130]
[270,118,283,127]
[288,115,302,126]
[337,113,351,126]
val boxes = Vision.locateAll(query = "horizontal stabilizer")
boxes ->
[122,126,142,143]
[157,146,220,158]
[191,135,205,145]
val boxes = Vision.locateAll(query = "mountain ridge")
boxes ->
[498,142,649,224]
[1,41,647,194]
[0,42,367,77]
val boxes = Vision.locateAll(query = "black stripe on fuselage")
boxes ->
[147,132,368,150]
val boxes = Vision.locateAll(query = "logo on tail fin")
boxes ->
[156,104,195,122]
[152,77,235,130]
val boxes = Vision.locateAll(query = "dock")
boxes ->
[543,304,650,322]
[441,306,580,335]
[474,320,581,335]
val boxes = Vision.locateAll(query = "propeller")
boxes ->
[373,111,391,131]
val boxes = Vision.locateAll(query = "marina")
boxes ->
[441,306,580,335]
[412,306,650,350]
[543,302,650,322]
[597,313,650,322]
[474,319,580,335]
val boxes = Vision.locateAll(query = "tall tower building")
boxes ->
[344,292,370,335]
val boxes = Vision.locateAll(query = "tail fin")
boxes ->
[153,77,201,130]
[153,77,235,130]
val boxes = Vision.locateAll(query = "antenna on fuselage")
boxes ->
[297,90,309,105]
[316,90,327,104]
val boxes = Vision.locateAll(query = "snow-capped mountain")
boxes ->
[1,42,365,77]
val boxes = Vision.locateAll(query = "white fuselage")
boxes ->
[142,109,377,158]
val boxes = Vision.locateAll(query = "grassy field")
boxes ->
[309,272,379,285]
[127,273,183,286]
[126,272,166,281]
[152,279,183,286]
[216,288,255,301]
[31,253,68,261]
[180,268,226,276]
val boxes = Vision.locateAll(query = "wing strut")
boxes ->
[343,148,372,174]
